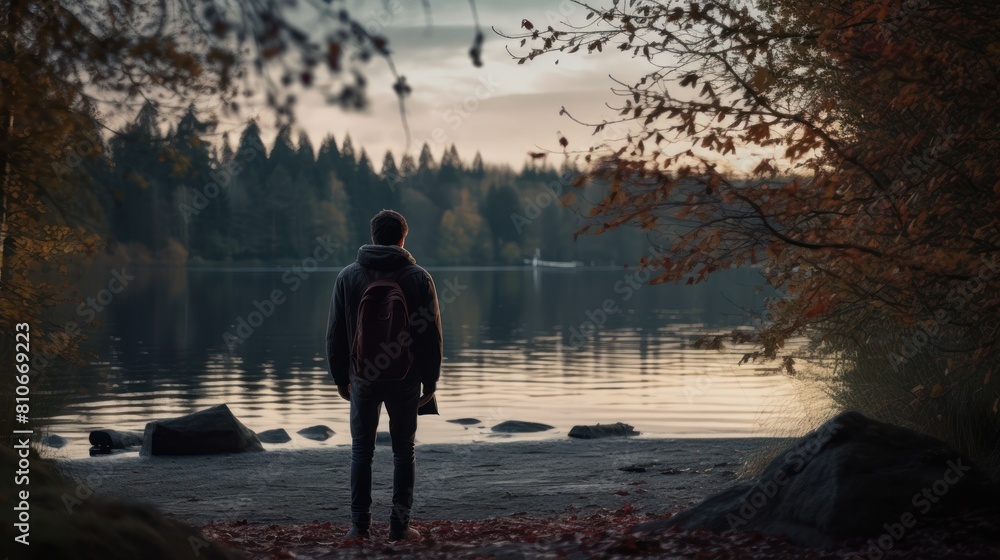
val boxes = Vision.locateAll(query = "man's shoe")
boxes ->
[345,525,370,539]
[387,526,419,542]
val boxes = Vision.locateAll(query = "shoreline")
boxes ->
[56,437,789,526]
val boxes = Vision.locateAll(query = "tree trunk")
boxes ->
[0,0,21,448]
[0,1,18,287]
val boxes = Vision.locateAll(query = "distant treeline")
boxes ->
[80,103,653,266]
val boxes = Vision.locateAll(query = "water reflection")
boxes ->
[45,267,824,456]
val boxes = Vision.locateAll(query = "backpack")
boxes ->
[352,266,420,382]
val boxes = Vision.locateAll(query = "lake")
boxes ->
[43,266,827,457]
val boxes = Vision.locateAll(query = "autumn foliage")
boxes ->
[512,1,999,465]
[201,506,1000,559]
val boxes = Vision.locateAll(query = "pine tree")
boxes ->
[296,131,316,165]
[399,154,417,177]
[315,134,341,201]
[108,101,173,252]
[439,144,463,186]
[228,121,269,258]
[267,125,297,177]
[174,106,230,259]
[380,151,399,179]
[471,151,485,178]
[482,184,522,261]
[417,142,435,173]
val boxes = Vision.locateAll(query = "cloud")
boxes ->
[224,0,675,168]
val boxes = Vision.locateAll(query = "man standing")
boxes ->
[326,209,442,541]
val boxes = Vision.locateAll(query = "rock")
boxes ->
[42,434,68,448]
[140,404,264,456]
[256,428,291,444]
[568,422,639,439]
[1,446,242,560]
[447,418,482,426]
[491,420,555,433]
[89,429,143,450]
[376,431,392,445]
[297,425,335,441]
[635,411,1000,548]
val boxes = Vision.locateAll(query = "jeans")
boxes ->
[349,375,421,529]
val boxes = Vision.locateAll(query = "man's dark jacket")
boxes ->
[326,244,442,393]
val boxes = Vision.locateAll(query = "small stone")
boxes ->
[568,422,639,439]
[297,425,335,441]
[42,434,68,448]
[491,420,555,433]
[257,428,292,444]
[89,429,143,450]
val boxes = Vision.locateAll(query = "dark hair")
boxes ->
[370,209,408,245]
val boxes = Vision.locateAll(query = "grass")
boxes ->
[809,321,1000,478]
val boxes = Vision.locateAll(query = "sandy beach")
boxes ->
[55,437,785,526]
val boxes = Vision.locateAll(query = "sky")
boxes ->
[222,0,657,170]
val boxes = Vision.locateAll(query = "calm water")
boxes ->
[43,266,825,457]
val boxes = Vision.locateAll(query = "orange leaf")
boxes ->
[930,383,944,398]
[805,301,828,318]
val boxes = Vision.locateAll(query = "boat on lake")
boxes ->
[524,248,584,268]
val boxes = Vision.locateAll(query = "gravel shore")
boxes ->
[56,437,788,526]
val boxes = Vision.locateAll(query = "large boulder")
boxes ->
[636,411,1000,548]
[568,422,639,439]
[140,404,263,456]
[89,429,143,450]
